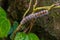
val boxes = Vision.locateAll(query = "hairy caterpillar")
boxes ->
[20,10,48,25]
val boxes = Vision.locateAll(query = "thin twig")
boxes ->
[34,3,60,11]
[12,0,32,39]
[23,0,32,18]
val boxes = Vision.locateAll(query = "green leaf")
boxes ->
[24,35,29,40]
[0,7,7,17]
[14,32,39,40]
[0,17,11,38]
[14,32,27,40]
[28,33,39,40]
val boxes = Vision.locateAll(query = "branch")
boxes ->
[23,0,32,18]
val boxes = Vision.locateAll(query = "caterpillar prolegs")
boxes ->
[20,10,48,25]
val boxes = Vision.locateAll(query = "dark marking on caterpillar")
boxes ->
[20,10,48,25]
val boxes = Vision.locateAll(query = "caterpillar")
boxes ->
[54,2,60,6]
[20,10,48,25]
